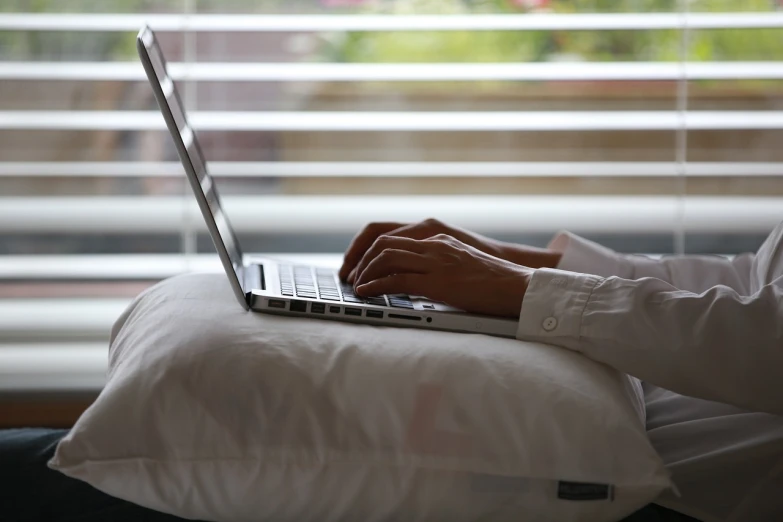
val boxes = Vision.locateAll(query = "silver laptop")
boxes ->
[137,26,517,338]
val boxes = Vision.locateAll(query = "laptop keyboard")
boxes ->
[278,264,413,309]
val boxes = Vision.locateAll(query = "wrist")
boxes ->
[537,250,563,269]
[500,244,562,269]
[504,267,532,318]
[489,266,533,319]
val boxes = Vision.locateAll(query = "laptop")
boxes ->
[137,26,517,338]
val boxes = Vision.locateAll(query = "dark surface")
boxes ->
[0,428,702,522]
[0,428,202,522]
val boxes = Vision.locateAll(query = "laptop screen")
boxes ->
[137,27,247,298]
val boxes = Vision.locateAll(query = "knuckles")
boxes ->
[362,222,391,238]
[429,233,457,247]
[376,247,398,260]
[372,235,394,250]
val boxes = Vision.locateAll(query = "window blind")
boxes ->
[2,3,782,391]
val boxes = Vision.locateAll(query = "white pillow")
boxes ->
[50,273,671,522]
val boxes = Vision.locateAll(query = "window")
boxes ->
[2,0,782,391]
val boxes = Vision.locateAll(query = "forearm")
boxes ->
[549,231,755,293]
[484,239,562,270]
[517,269,783,415]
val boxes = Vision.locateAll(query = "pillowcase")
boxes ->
[50,273,671,522]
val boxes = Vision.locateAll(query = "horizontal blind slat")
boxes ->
[0,299,128,336]
[0,343,108,391]
[3,111,783,131]
[0,254,339,280]
[1,162,782,178]
[0,196,779,234]
[1,13,783,31]
[3,61,783,81]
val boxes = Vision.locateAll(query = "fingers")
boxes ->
[352,236,429,286]
[353,249,431,288]
[339,222,404,281]
[346,226,426,284]
[355,273,432,298]
[340,219,456,282]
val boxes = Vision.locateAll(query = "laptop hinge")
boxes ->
[242,262,264,292]
[258,264,266,290]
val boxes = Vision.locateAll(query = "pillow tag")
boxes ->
[557,481,614,501]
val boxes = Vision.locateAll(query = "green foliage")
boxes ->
[332,0,783,65]
[3,0,783,85]
[328,0,548,63]
[0,0,180,60]
[336,29,551,63]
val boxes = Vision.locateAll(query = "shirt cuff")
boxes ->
[548,231,633,279]
[516,268,602,344]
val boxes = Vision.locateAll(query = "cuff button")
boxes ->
[542,316,558,332]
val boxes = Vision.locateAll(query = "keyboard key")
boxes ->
[278,265,418,310]
[389,294,412,302]
[389,299,413,309]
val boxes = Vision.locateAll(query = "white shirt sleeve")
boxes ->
[517,225,783,416]
[549,231,755,294]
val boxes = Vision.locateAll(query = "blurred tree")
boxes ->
[0,0,180,60]
[1,0,781,89]
[331,0,783,66]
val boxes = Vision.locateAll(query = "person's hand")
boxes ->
[340,218,560,284]
[352,234,532,319]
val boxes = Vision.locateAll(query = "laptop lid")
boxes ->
[136,26,250,310]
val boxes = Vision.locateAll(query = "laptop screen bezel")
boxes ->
[136,26,250,309]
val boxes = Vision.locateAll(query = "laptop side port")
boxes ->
[329,305,341,314]
[388,313,421,321]
[366,309,383,319]
[290,300,307,313]
[344,307,362,316]
[268,299,286,309]
[311,302,325,314]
